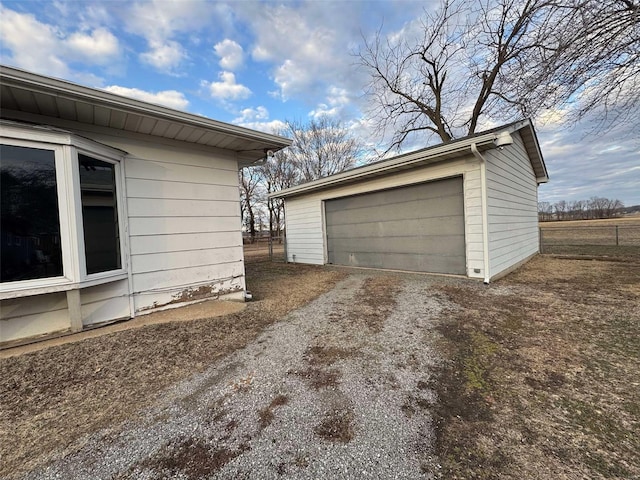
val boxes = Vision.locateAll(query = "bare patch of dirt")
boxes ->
[136,437,249,479]
[0,262,345,479]
[258,394,289,430]
[314,406,355,443]
[293,366,340,390]
[349,275,401,333]
[432,255,640,479]
[305,345,353,366]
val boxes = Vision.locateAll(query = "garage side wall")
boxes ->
[484,131,539,278]
[283,157,486,279]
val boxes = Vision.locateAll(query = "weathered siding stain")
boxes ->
[1,127,247,345]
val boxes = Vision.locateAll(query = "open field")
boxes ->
[540,217,640,256]
[1,252,638,478]
[539,216,640,228]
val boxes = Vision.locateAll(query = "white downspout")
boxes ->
[470,143,491,284]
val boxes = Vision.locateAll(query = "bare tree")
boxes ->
[540,197,624,220]
[358,0,640,150]
[239,116,366,239]
[538,201,554,221]
[239,166,263,243]
[282,116,365,183]
[259,149,299,239]
[554,200,568,221]
[538,0,640,127]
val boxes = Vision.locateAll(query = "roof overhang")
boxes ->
[0,65,291,165]
[271,119,548,199]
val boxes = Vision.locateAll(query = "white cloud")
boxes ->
[233,106,270,122]
[214,39,244,71]
[124,0,233,74]
[67,27,120,63]
[310,86,351,118]
[0,7,122,79]
[139,40,186,71]
[203,72,251,101]
[231,106,285,134]
[243,4,353,101]
[103,85,189,110]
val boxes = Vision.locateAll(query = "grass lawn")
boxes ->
[433,253,640,478]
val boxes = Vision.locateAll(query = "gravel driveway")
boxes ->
[28,271,451,479]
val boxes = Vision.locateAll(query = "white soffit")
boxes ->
[0,65,291,163]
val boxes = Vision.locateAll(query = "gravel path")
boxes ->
[27,271,449,480]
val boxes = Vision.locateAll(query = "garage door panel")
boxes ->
[326,194,463,225]
[328,235,465,256]
[325,177,465,275]
[327,215,464,239]
[325,179,463,213]
[330,251,465,274]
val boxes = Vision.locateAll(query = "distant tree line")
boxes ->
[538,197,625,221]
[240,116,367,242]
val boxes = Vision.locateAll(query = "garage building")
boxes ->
[271,120,548,282]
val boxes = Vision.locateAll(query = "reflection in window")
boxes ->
[1,145,63,282]
[79,154,121,274]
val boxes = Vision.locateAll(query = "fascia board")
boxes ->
[270,135,498,199]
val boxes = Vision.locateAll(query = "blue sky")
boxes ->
[1,0,638,206]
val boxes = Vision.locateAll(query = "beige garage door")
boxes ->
[325,176,465,274]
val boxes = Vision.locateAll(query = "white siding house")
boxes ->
[0,66,291,346]
[272,120,547,282]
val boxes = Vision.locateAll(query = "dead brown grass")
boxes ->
[540,217,640,228]
[0,262,345,479]
[433,255,640,479]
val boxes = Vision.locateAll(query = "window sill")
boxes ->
[0,272,129,300]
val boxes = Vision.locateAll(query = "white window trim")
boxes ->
[0,124,128,300]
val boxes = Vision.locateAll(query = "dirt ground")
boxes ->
[1,252,638,479]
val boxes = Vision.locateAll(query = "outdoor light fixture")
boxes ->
[493,131,514,149]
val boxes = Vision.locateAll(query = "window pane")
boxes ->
[79,154,121,274]
[1,145,63,282]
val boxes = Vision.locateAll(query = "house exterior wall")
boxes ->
[98,135,246,313]
[1,121,246,345]
[284,156,486,279]
[484,131,540,279]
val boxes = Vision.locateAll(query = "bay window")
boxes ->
[0,123,127,298]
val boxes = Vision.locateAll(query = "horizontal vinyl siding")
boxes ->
[0,293,70,343]
[285,197,325,264]
[283,157,484,278]
[81,280,130,327]
[111,136,245,313]
[485,132,539,278]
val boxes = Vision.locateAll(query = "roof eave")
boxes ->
[0,65,291,162]
[270,133,499,199]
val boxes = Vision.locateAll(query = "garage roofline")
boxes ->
[270,119,548,199]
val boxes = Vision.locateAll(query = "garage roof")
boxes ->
[0,65,291,164]
[272,119,548,199]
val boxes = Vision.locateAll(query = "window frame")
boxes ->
[0,124,128,300]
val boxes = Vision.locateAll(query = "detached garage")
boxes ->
[271,120,548,282]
